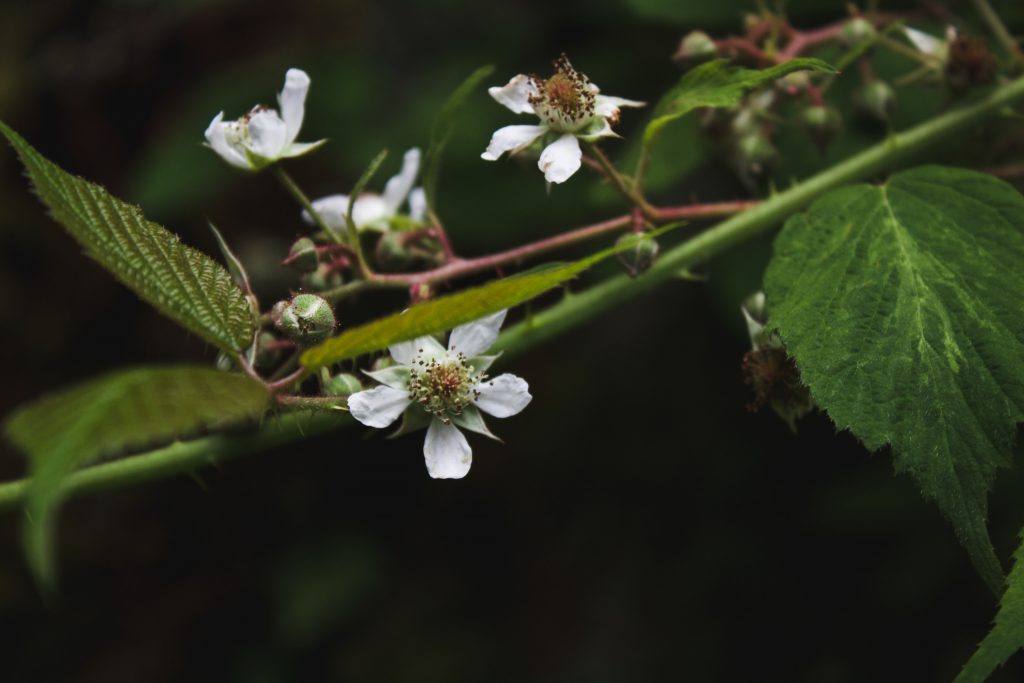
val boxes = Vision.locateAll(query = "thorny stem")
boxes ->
[2,73,1024,513]
[585,141,655,217]
[970,0,1024,68]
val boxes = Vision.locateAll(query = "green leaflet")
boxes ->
[424,64,495,214]
[4,366,269,589]
[0,121,254,352]
[642,58,836,149]
[300,223,681,371]
[957,528,1024,682]
[764,166,1024,595]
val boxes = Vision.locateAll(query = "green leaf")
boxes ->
[764,166,1024,595]
[642,58,836,149]
[957,528,1024,683]
[3,366,269,589]
[424,65,495,214]
[0,121,254,352]
[300,223,682,371]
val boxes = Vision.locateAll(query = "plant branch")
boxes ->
[970,0,1024,68]
[1,74,1023,512]
[585,141,655,216]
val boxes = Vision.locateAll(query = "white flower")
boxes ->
[902,26,954,62]
[482,54,644,184]
[302,148,425,233]
[347,310,532,479]
[204,68,325,171]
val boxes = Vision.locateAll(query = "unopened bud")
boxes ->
[855,80,897,123]
[800,105,842,150]
[215,351,234,372]
[276,293,336,344]
[285,237,319,273]
[270,300,289,327]
[301,263,342,291]
[777,71,811,95]
[375,231,417,270]
[840,17,875,46]
[323,372,363,396]
[616,232,659,277]
[674,31,717,62]
[734,131,777,175]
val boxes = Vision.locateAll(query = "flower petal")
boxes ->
[481,124,546,161]
[903,26,944,57]
[278,68,310,145]
[348,385,411,428]
[448,310,506,357]
[204,112,251,169]
[303,194,350,231]
[382,148,421,213]
[281,139,328,159]
[488,74,537,114]
[303,193,390,232]
[537,133,581,184]
[246,109,289,159]
[594,94,646,118]
[389,335,446,365]
[351,194,392,231]
[473,373,531,418]
[363,365,412,390]
[423,419,473,479]
[408,187,427,222]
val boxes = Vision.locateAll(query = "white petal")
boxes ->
[473,373,531,418]
[204,112,251,169]
[303,194,350,231]
[389,336,446,365]
[538,133,581,184]
[408,187,427,222]
[246,109,289,159]
[348,385,411,429]
[278,68,310,145]
[903,26,944,57]
[448,310,506,357]
[303,193,390,232]
[488,74,537,114]
[423,419,473,479]
[281,139,327,159]
[594,94,646,118]
[351,194,392,231]
[382,148,421,212]
[481,124,546,161]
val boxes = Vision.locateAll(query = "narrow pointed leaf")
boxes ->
[765,166,1024,595]
[0,121,254,352]
[3,366,269,589]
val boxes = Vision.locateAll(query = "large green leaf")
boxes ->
[958,527,1024,682]
[643,58,836,149]
[4,366,269,588]
[301,224,680,371]
[0,121,254,352]
[764,166,1024,595]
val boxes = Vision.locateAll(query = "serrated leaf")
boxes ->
[0,121,254,352]
[642,58,836,149]
[301,223,682,371]
[957,528,1024,683]
[764,166,1024,595]
[3,366,269,589]
[424,65,495,213]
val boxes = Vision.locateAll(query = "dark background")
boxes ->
[1,0,1024,680]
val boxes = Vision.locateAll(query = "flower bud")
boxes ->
[215,351,234,372]
[322,372,363,396]
[855,80,897,123]
[742,345,814,431]
[375,231,417,270]
[285,237,319,273]
[270,299,289,327]
[800,105,842,151]
[301,263,343,291]
[840,17,875,46]
[276,293,336,344]
[674,31,718,62]
[734,131,777,175]
[615,232,659,278]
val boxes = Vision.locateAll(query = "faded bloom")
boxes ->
[482,54,644,184]
[302,148,426,233]
[205,68,325,171]
[347,310,531,479]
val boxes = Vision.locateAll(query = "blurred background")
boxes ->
[2,0,1024,680]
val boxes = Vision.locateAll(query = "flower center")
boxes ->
[530,54,595,132]
[408,352,484,423]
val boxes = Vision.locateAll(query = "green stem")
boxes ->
[970,0,1024,68]
[1,75,1023,513]
[586,142,654,216]
[272,166,345,245]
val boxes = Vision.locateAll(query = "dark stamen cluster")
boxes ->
[408,349,484,423]
[528,53,596,130]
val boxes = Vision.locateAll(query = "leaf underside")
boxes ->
[4,366,269,588]
[0,121,254,352]
[765,165,1024,595]
[643,57,836,148]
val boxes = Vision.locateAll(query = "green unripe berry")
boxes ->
[734,131,777,174]
[286,237,319,273]
[840,17,875,46]
[323,372,363,396]
[615,232,660,278]
[276,293,336,344]
[375,231,417,270]
[674,31,717,62]
[800,105,842,150]
[856,80,897,123]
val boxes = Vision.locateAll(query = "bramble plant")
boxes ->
[2,3,1024,679]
